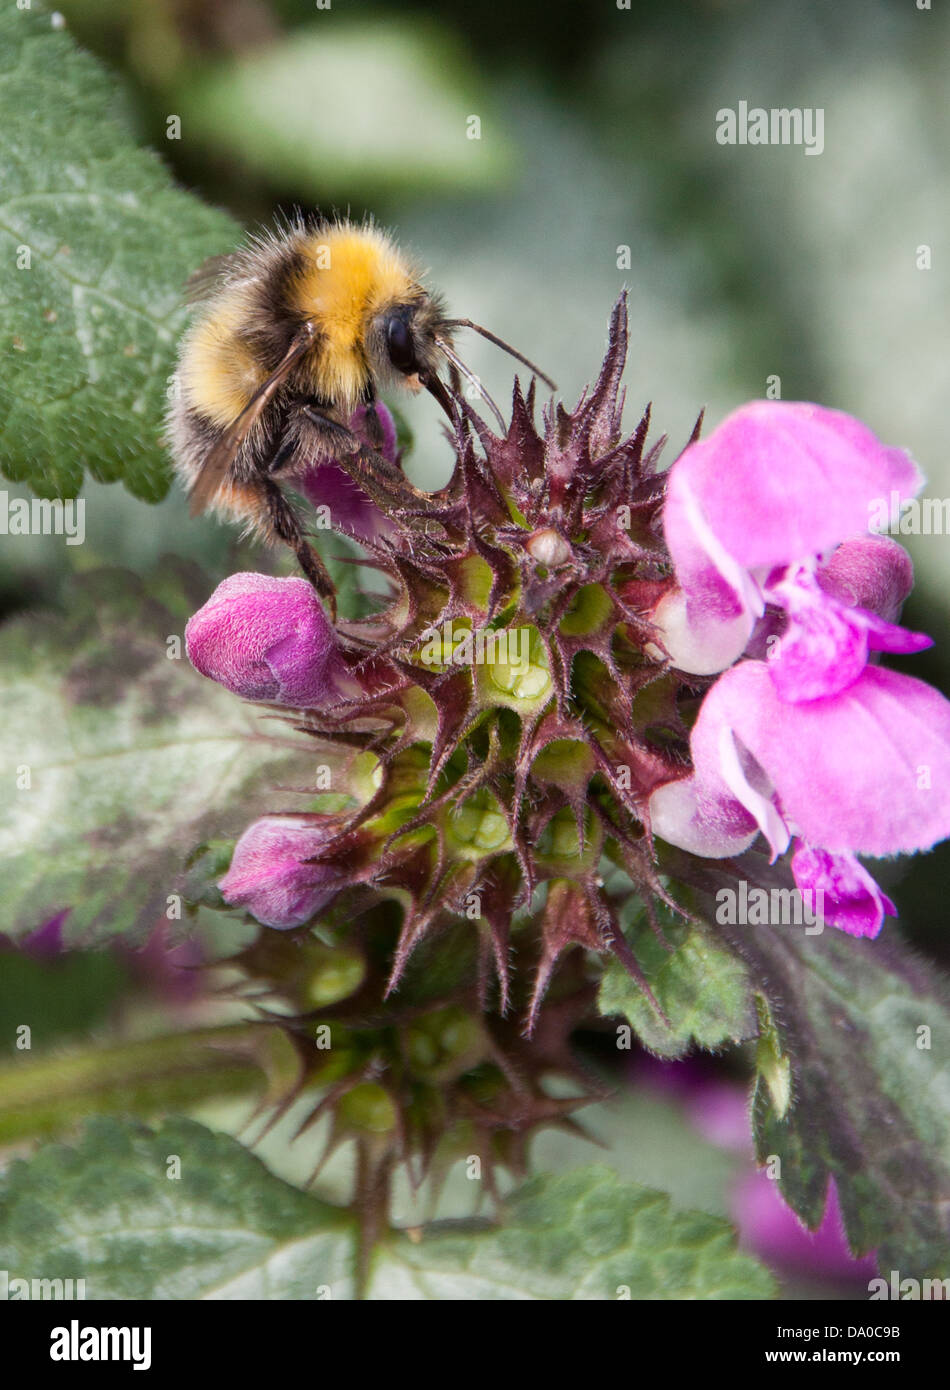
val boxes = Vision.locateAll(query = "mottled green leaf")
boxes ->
[0,6,236,500]
[662,845,950,1279]
[0,1118,773,1300]
[599,900,756,1058]
[369,1166,773,1301]
[0,564,326,945]
[0,1116,356,1300]
[749,927,950,1279]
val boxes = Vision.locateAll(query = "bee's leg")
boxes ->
[299,405,362,455]
[358,390,386,450]
[299,402,429,518]
[263,437,298,475]
[260,475,337,619]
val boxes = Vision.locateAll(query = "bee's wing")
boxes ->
[184,252,242,305]
[188,326,315,516]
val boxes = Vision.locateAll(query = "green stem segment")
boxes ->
[0,1023,299,1144]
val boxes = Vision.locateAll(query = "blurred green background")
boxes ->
[2,0,948,1296]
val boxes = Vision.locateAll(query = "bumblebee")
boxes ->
[167,214,554,605]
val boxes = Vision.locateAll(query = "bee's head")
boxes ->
[369,293,449,395]
[368,292,555,431]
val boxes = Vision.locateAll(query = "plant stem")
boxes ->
[0,1021,300,1144]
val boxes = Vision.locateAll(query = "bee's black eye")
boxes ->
[386,316,415,372]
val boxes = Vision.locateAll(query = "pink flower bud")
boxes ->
[218,815,341,930]
[185,573,340,707]
[816,534,915,625]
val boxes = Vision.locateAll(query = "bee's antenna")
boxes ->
[442,319,557,392]
[434,337,507,432]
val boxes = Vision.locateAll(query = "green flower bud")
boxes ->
[406,1006,486,1081]
[338,1082,398,1135]
[303,944,366,1007]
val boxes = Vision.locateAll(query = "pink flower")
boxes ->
[185,573,341,707]
[653,658,950,938]
[816,533,916,626]
[120,920,205,1005]
[654,401,924,676]
[16,910,69,959]
[689,663,950,860]
[761,561,929,704]
[790,845,896,939]
[218,815,342,930]
[649,401,950,938]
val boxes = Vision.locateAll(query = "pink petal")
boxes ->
[668,402,922,574]
[651,585,755,675]
[648,774,759,857]
[714,718,790,858]
[861,611,932,657]
[766,584,871,702]
[299,461,397,545]
[734,1174,878,1279]
[764,567,931,703]
[791,845,896,939]
[298,401,400,545]
[693,662,950,857]
[663,404,923,664]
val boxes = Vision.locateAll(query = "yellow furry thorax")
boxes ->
[290,223,418,408]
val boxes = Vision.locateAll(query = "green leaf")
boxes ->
[753,992,791,1120]
[369,1166,774,1300]
[661,845,950,1278]
[0,1116,357,1300]
[0,6,236,500]
[599,900,756,1057]
[0,563,327,946]
[172,22,514,200]
[0,1118,773,1300]
[747,926,950,1279]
